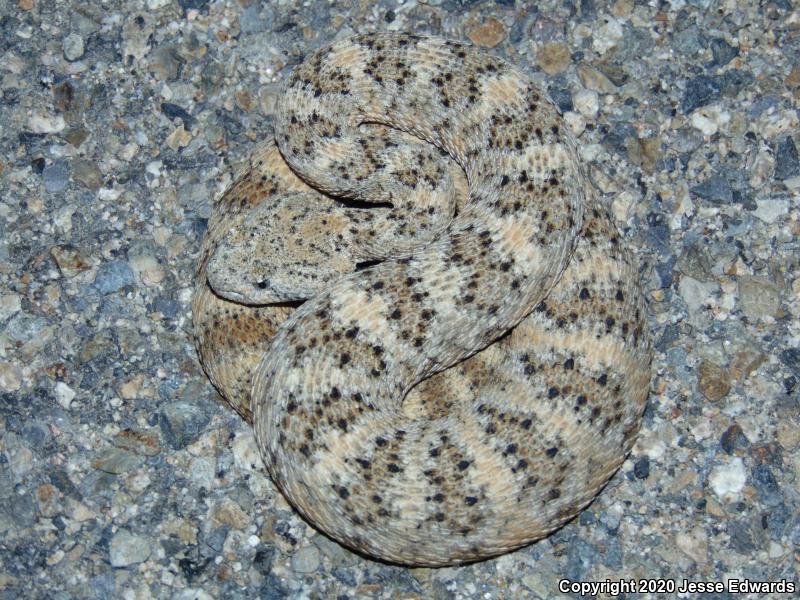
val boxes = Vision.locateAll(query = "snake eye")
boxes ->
[256,280,269,289]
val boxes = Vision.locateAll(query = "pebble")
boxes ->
[129,253,165,286]
[27,112,66,133]
[109,529,152,567]
[675,528,708,565]
[690,105,730,136]
[678,275,718,313]
[51,246,90,278]
[0,292,21,322]
[691,174,733,204]
[291,544,321,574]
[592,15,623,55]
[751,464,782,507]
[94,260,135,294]
[537,43,571,75]
[720,423,750,455]
[573,89,599,119]
[682,75,721,113]
[54,381,76,409]
[709,457,747,502]
[71,159,103,191]
[697,360,731,401]
[752,196,789,224]
[92,447,143,475]
[467,17,506,48]
[63,33,84,61]
[633,456,650,479]
[727,521,755,554]
[738,276,782,320]
[0,362,22,391]
[709,37,738,67]
[114,429,161,456]
[773,136,800,181]
[159,401,211,449]
[42,162,70,193]
[576,64,618,94]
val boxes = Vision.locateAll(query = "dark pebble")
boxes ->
[720,423,750,454]
[259,574,289,600]
[779,349,800,377]
[715,69,753,96]
[548,86,573,113]
[252,546,276,572]
[773,137,800,181]
[708,37,738,67]
[691,174,733,204]
[751,464,782,507]
[565,538,597,581]
[633,455,650,479]
[763,503,789,541]
[160,102,195,127]
[150,296,181,319]
[681,75,720,113]
[159,400,211,449]
[602,122,637,154]
[178,0,209,11]
[657,323,680,350]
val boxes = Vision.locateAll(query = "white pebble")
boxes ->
[708,457,747,502]
[573,89,599,119]
[27,112,66,134]
[691,105,730,136]
[55,381,76,409]
[752,197,789,224]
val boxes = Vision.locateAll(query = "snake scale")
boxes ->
[192,33,651,566]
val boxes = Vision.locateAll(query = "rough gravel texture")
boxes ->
[0,0,797,598]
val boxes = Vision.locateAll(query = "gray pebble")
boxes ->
[565,538,597,581]
[92,447,143,475]
[94,260,135,295]
[202,526,229,556]
[727,521,755,554]
[109,529,152,567]
[63,33,85,61]
[716,69,754,96]
[159,401,211,449]
[42,162,70,193]
[738,276,781,320]
[291,544,321,574]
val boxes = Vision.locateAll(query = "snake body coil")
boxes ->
[193,33,651,566]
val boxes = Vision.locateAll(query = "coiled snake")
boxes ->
[192,33,651,566]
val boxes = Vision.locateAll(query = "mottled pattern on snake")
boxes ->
[192,33,651,566]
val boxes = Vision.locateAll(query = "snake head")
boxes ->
[206,191,358,305]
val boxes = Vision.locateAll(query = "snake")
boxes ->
[191,32,651,566]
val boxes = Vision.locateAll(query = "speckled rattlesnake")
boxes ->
[192,33,651,566]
